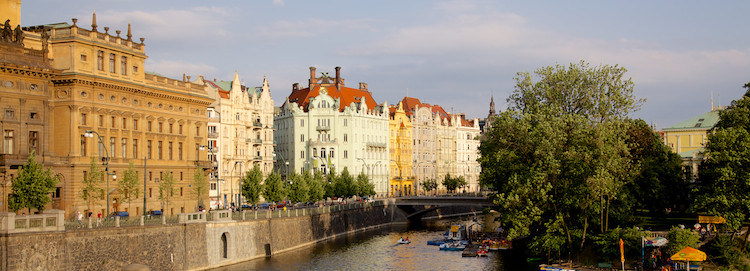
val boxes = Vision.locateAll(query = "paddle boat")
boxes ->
[397,237,411,244]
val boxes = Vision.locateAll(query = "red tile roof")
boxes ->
[285,85,378,112]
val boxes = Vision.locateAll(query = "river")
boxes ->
[213,219,540,271]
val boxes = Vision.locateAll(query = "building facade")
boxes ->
[661,105,723,182]
[1,7,214,217]
[195,73,274,209]
[274,67,390,196]
[388,102,414,196]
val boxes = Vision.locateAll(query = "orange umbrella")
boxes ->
[670,246,707,261]
[671,246,706,270]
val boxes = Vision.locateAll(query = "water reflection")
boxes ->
[213,220,537,271]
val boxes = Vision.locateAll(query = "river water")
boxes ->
[213,220,540,271]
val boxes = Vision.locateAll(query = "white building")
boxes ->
[195,72,275,209]
[402,97,481,193]
[274,67,390,196]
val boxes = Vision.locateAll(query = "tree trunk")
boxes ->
[605,196,611,232]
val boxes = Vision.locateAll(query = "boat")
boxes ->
[397,238,411,244]
[426,239,448,246]
[488,239,512,251]
[439,241,466,251]
[476,245,489,257]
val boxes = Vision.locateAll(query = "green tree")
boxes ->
[241,165,263,207]
[262,172,284,204]
[694,83,750,235]
[335,167,357,198]
[325,168,339,199]
[80,157,104,214]
[356,171,376,196]
[666,227,700,255]
[8,152,59,213]
[307,170,325,202]
[479,61,644,260]
[192,167,209,210]
[118,162,140,215]
[420,178,438,195]
[287,172,309,203]
[442,173,466,193]
[158,171,176,215]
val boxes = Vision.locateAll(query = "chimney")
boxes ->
[359,82,365,90]
[309,66,317,86]
[335,66,341,88]
[293,83,299,91]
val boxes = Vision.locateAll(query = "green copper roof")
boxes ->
[663,110,720,131]
[214,81,233,91]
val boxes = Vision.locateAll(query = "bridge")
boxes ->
[393,195,494,220]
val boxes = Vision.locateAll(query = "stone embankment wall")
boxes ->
[0,201,403,271]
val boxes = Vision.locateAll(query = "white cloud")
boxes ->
[93,6,236,41]
[253,18,378,40]
[273,0,284,6]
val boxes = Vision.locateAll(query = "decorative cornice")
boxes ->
[51,78,212,106]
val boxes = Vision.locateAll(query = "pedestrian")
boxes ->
[96,212,102,226]
[77,211,83,226]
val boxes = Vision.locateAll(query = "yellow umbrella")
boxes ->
[671,246,706,271]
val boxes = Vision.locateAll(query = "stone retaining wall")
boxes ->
[0,201,404,271]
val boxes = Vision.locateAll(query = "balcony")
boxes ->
[251,138,262,145]
[253,122,263,129]
[0,154,28,167]
[208,132,219,138]
[308,139,338,146]
[252,156,263,161]
[367,142,388,148]
[316,125,330,131]
[193,160,213,168]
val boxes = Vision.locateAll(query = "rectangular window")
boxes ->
[98,115,104,126]
[80,54,87,62]
[168,142,173,160]
[158,141,163,160]
[320,149,326,158]
[330,149,334,158]
[3,130,15,154]
[97,50,104,71]
[81,135,87,156]
[146,140,152,159]
[133,139,138,159]
[121,138,127,158]
[133,119,138,130]
[169,123,173,134]
[300,134,304,142]
[28,131,38,154]
[179,124,183,135]
[109,53,116,73]
[344,119,347,127]
[122,118,127,129]
[120,56,127,75]
[300,150,305,159]
[133,65,138,73]
[300,119,304,127]
[158,122,163,133]
[344,150,348,159]
[149,188,152,198]
[344,134,348,142]
[196,126,200,136]
[111,116,116,128]
[147,121,152,132]
[178,142,183,160]
[81,113,87,125]
[4,110,13,118]
[110,137,116,158]
[210,183,217,190]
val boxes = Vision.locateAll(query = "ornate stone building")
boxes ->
[195,73,275,209]
[388,102,414,196]
[274,67,390,195]
[2,6,213,217]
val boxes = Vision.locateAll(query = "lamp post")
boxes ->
[272,152,290,178]
[199,145,217,209]
[85,130,117,217]
[357,158,381,196]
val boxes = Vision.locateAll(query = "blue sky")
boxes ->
[20,0,750,128]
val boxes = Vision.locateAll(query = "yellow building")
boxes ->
[661,106,722,182]
[1,6,213,217]
[388,102,414,196]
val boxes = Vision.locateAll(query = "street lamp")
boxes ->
[199,145,217,209]
[357,158,381,196]
[272,152,289,177]
[84,130,117,216]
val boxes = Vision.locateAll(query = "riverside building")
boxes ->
[274,67,390,196]
[1,7,214,217]
[194,73,275,209]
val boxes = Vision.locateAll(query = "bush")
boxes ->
[591,227,644,261]
[707,235,750,270]
[666,227,700,255]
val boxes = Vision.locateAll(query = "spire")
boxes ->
[127,22,132,40]
[91,10,97,31]
[489,94,496,116]
[263,75,269,89]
